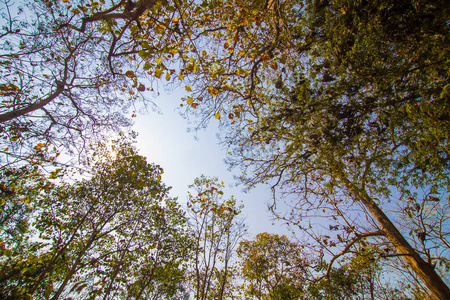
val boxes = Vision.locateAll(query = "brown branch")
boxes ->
[107,19,133,75]
[0,82,65,123]
[59,0,128,33]
[322,230,385,279]
[60,0,159,33]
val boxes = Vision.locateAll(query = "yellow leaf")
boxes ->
[215,112,221,119]
[34,143,45,150]
[154,69,162,78]
[185,85,192,91]
[261,53,270,61]
[165,72,171,81]
[187,96,194,105]
[208,86,218,96]
[193,64,200,73]
[155,57,161,64]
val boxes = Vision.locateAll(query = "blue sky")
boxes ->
[132,92,288,237]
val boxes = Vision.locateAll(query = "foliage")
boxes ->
[308,248,412,300]
[0,0,203,167]
[237,234,411,300]
[0,137,192,300]
[237,232,314,300]
[178,0,450,298]
[187,175,246,300]
[1,0,449,298]
[0,166,54,299]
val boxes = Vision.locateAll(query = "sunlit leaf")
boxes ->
[125,70,136,78]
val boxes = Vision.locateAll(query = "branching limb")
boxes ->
[59,0,128,33]
[0,81,65,123]
[59,0,159,33]
[321,230,385,279]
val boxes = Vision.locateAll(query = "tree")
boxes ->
[237,232,314,300]
[0,165,56,299]
[0,136,192,299]
[392,192,450,296]
[186,175,246,300]
[179,0,450,298]
[2,0,449,297]
[237,234,410,300]
[308,246,412,300]
[0,0,210,167]
[0,0,130,165]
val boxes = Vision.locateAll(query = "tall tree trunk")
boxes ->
[50,233,98,300]
[336,170,450,300]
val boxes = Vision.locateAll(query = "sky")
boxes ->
[132,91,289,237]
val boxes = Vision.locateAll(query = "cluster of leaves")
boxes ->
[1,153,420,300]
[0,0,203,168]
[177,0,450,297]
[237,232,313,299]
[0,139,192,300]
[186,175,246,300]
[1,0,449,298]
[237,233,416,300]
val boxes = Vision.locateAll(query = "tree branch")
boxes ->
[322,230,385,279]
[0,82,65,123]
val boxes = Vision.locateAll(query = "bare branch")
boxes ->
[321,230,385,279]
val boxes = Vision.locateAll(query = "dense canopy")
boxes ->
[1,0,449,299]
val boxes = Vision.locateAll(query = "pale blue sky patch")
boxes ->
[132,94,287,237]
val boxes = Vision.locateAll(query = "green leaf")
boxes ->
[44,283,53,300]
[143,61,152,71]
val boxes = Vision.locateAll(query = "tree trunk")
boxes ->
[50,233,97,300]
[336,171,450,300]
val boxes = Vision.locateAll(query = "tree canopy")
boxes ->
[182,0,450,298]
[0,137,192,299]
[1,0,449,299]
[237,232,314,299]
